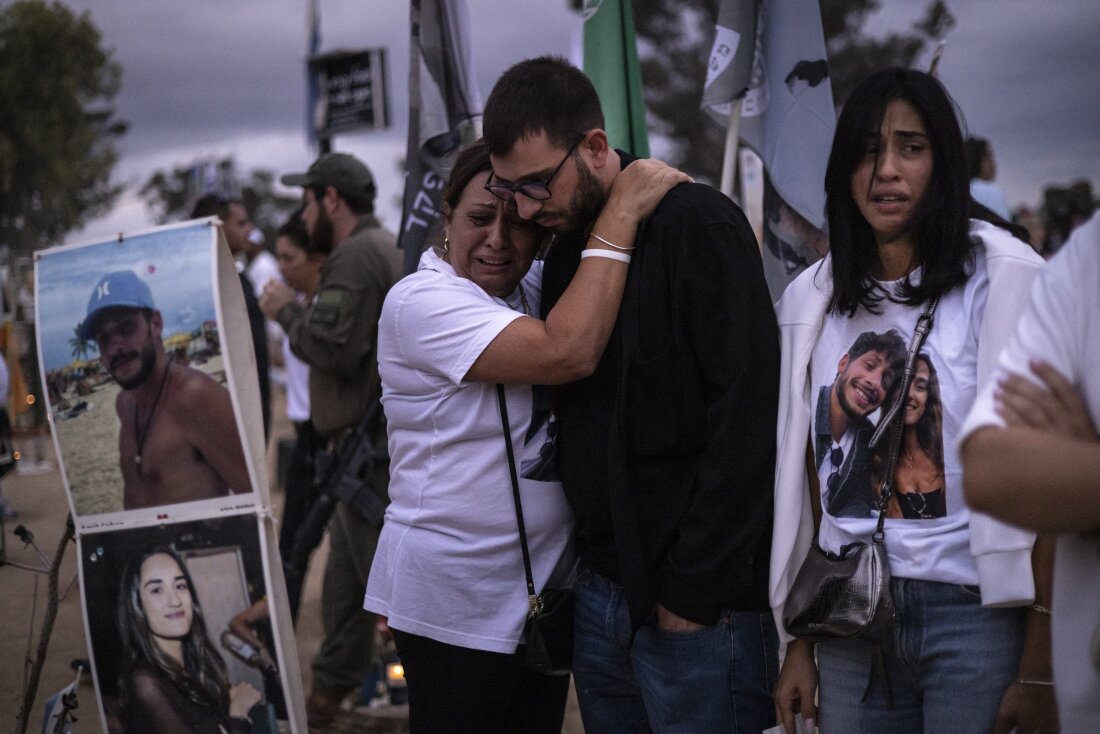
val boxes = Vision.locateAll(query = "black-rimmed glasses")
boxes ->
[484,135,585,202]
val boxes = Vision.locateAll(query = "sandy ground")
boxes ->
[1,386,584,733]
[51,355,230,517]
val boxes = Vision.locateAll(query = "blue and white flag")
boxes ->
[701,0,759,126]
[704,0,835,299]
[40,668,81,734]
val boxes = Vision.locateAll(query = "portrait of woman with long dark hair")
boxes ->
[117,545,261,733]
[886,353,947,519]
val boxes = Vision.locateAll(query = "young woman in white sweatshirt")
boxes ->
[770,68,1056,734]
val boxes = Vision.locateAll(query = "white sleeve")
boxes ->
[960,244,1078,445]
[384,274,524,386]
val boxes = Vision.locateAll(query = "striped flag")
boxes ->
[582,0,649,157]
[703,0,835,299]
[398,0,482,275]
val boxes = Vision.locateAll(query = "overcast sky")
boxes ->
[62,0,1099,245]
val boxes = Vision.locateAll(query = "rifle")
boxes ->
[284,403,387,586]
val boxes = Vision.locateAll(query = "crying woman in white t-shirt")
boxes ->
[364,140,688,732]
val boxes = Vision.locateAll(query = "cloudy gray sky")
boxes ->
[64,0,1099,245]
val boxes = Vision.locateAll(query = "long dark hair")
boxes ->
[909,354,944,466]
[965,136,989,181]
[824,68,1027,316]
[278,205,329,256]
[117,546,231,717]
[872,353,944,490]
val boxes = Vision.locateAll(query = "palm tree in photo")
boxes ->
[69,324,91,362]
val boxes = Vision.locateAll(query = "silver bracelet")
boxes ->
[589,232,634,252]
[1030,603,1052,615]
[1014,678,1054,687]
[580,249,631,264]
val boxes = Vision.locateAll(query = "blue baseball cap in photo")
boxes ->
[78,270,157,340]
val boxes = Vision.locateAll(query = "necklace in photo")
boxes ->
[134,357,172,468]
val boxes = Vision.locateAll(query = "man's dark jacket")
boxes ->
[541,152,780,628]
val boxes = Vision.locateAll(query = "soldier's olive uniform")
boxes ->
[275,214,401,698]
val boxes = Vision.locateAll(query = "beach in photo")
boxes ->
[35,222,256,518]
[53,355,229,516]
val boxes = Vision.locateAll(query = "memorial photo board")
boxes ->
[34,219,305,731]
[35,220,268,530]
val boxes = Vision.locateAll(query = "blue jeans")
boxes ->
[817,578,1025,734]
[572,563,778,734]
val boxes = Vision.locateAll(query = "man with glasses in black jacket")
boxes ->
[482,56,782,734]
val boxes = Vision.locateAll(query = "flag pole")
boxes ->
[719,100,742,199]
[928,40,947,76]
[400,0,422,276]
[306,0,326,152]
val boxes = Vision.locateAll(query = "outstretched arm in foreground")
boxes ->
[965,359,1100,532]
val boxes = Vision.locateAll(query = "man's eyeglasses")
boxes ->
[484,135,585,202]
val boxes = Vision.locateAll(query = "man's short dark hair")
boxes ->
[845,329,907,387]
[483,56,605,156]
[965,136,990,181]
[190,194,245,221]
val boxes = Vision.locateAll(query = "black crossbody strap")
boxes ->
[868,296,941,536]
[496,384,540,615]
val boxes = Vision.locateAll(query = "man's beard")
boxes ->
[554,157,606,238]
[310,205,336,252]
[113,341,158,390]
[836,375,877,421]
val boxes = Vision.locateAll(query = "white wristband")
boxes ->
[580,248,632,264]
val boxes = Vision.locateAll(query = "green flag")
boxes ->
[583,0,649,157]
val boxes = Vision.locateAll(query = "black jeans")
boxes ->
[392,628,569,734]
[278,419,321,622]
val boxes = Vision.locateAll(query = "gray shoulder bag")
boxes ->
[783,297,939,643]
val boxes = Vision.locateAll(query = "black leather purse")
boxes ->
[497,385,574,676]
[783,298,939,643]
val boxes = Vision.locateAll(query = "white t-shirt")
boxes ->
[364,248,574,653]
[962,216,1100,728]
[810,252,990,584]
[246,250,282,295]
[248,250,285,351]
[282,337,310,423]
[282,292,313,423]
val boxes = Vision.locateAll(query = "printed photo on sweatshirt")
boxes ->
[812,329,947,520]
